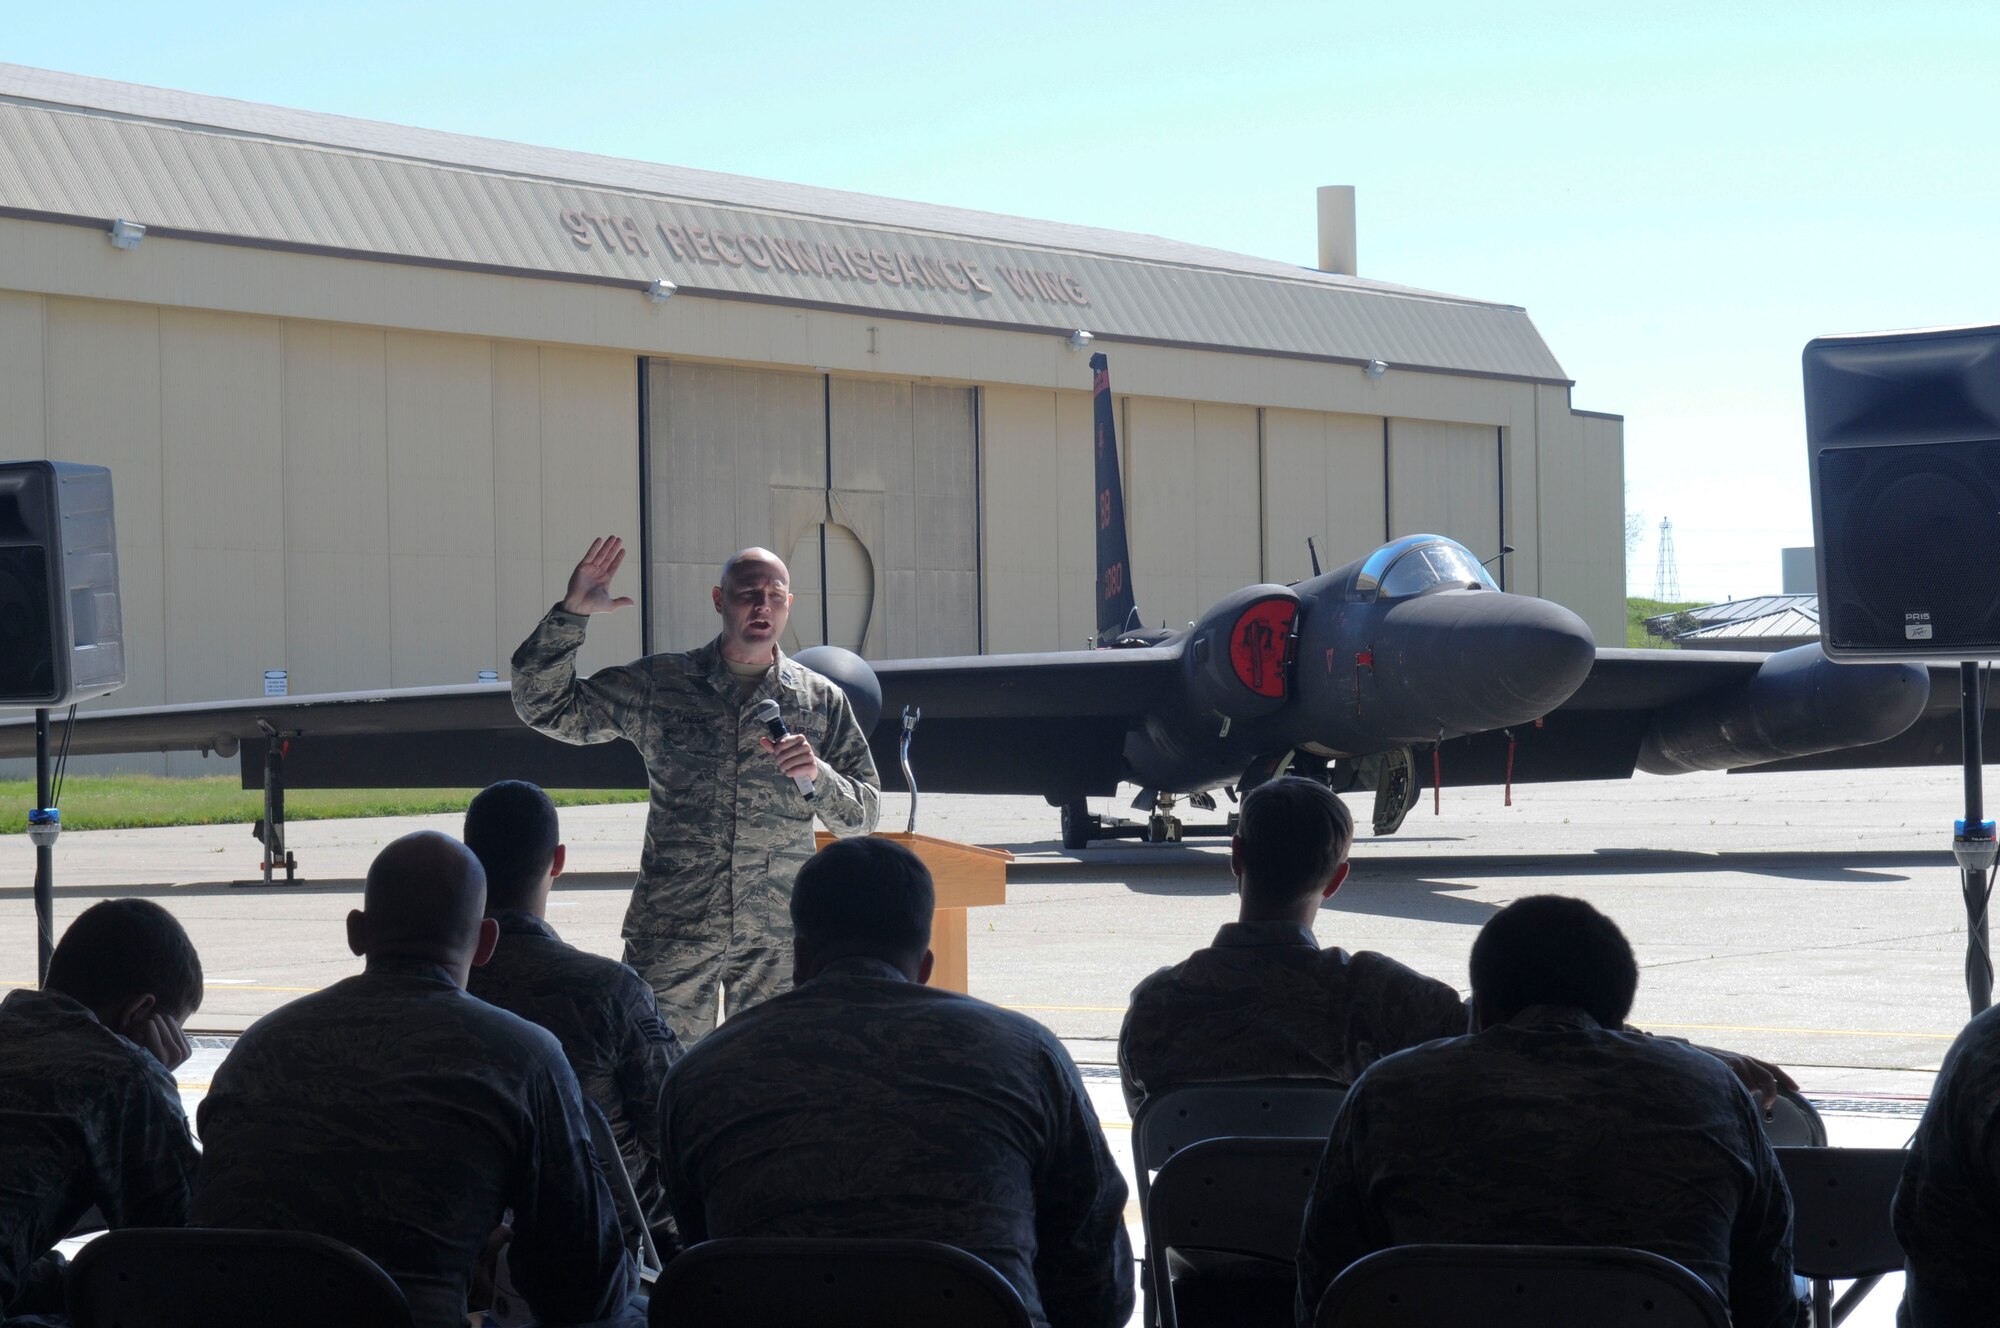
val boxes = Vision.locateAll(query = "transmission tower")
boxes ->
[1654,517,1681,601]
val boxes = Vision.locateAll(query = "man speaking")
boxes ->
[512,537,880,1043]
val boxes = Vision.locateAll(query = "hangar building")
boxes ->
[0,65,1624,772]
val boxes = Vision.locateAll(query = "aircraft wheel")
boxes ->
[1060,800,1095,850]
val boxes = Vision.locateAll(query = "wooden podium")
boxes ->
[813,831,1009,993]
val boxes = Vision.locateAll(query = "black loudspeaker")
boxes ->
[1804,325,2000,661]
[0,461,125,706]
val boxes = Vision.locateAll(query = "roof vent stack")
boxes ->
[1316,186,1356,277]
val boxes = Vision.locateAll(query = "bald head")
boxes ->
[720,547,790,589]
[714,547,796,663]
[346,832,496,983]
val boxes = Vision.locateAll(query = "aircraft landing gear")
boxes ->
[1060,799,1099,851]
[1366,746,1419,836]
[1145,793,1184,843]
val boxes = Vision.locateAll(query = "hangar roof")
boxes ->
[0,64,1571,384]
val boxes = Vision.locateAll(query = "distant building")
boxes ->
[1644,595,1819,652]
[0,65,1625,773]
[1781,547,1816,595]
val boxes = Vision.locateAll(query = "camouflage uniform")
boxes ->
[1117,920,1470,1114]
[512,607,881,1042]
[1894,1002,2000,1326]
[191,955,637,1328]
[1294,1005,1801,1328]
[0,988,199,1318]
[659,956,1135,1328]
[466,908,684,1254]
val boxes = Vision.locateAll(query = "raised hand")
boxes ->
[563,536,636,616]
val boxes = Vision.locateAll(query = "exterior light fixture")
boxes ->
[1364,358,1388,379]
[646,278,677,303]
[1068,329,1094,351]
[108,218,146,250]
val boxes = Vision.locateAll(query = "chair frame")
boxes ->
[1775,1145,1909,1328]
[1129,1079,1346,1210]
[1315,1242,1731,1328]
[66,1226,413,1328]
[1145,1136,1326,1328]
[646,1236,1031,1328]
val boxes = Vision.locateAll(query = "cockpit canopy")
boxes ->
[1354,535,1498,601]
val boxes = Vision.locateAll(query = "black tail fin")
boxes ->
[1090,352,1140,645]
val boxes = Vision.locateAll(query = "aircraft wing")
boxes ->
[0,645,1189,798]
[871,645,1185,797]
[1431,645,1942,790]
[0,685,650,788]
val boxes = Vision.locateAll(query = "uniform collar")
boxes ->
[696,636,793,706]
[1213,919,1320,950]
[490,909,559,941]
[0,985,100,1025]
[362,954,461,987]
[805,955,913,986]
[1495,1004,1603,1033]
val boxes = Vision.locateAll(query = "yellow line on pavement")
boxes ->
[1646,1021,1955,1041]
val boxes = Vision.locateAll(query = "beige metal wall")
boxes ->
[1263,408,1387,583]
[1535,389,1627,645]
[644,361,980,659]
[1124,399,1262,631]
[978,386,1097,652]
[1388,418,1505,567]
[0,291,643,772]
[829,379,979,658]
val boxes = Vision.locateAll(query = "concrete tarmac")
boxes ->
[9,763,1968,1328]
[5,763,1981,1090]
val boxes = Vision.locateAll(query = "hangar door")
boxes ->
[1387,419,1506,585]
[643,360,979,659]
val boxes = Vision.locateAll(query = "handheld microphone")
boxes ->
[751,699,816,801]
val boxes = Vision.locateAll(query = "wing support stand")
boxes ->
[899,706,922,835]
[1951,661,1994,1014]
[246,722,299,887]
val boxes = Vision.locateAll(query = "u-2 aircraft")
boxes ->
[0,354,1971,856]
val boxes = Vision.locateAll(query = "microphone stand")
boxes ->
[900,706,922,835]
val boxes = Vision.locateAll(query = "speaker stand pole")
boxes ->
[27,707,60,985]
[1951,662,1995,1015]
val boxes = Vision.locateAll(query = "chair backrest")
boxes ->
[67,1227,414,1328]
[1147,1136,1325,1267]
[1131,1079,1346,1205]
[1762,1089,1829,1146]
[647,1237,1031,1328]
[1775,1146,1908,1279]
[1316,1243,1731,1328]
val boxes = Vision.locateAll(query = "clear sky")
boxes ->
[8,0,1996,602]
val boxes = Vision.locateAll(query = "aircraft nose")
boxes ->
[1372,590,1597,736]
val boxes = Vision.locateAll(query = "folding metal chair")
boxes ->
[647,1237,1030,1328]
[1315,1243,1730,1328]
[1129,1080,1346,1211]
[1145,1136,1324,1328]
[1129,1080,1344,1326]
[1762,1088,1829,1147]
[1776,1146,1908,1328]
[66,1227,414,1328]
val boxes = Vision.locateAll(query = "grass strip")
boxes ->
[0,775,645,833]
